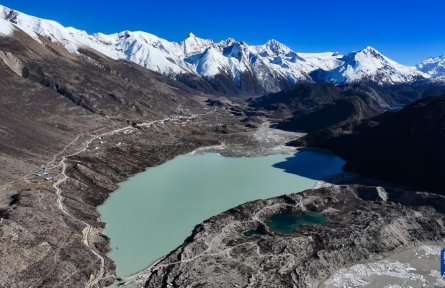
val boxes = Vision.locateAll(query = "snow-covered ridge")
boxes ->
[0,3,344,90]
[0,4,122,57]
[417,54,445,78]
[0,4,438,92]
[313,46,429,85]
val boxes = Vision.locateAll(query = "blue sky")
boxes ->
[2,0,444,65]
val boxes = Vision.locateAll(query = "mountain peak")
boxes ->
[343,46,385,62]
[181,32,215,57]
[224,37,236,43]
[363,45,376,51]
[263,39,292,55]
[266,38,280,44]
[360,46,381,55]
[316,45,426,85]
[183,32,213,43]
[265,39,286,48]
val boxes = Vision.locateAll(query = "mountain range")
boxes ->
[0,4,443,96]
[3,3,445,288]
[416,53,445,78]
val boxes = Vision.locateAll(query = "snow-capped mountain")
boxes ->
[0,4,433,95]
[416,54,445,78]
[0,3,344,94]
[311,47,428,85]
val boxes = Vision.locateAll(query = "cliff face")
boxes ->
[134,184,445,288]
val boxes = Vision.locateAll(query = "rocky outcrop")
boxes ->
[0,50,26,76]
[136,184,445,288]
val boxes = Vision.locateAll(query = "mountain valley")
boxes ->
[1,3,445,288]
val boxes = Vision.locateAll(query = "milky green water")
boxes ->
[99,149,345,278]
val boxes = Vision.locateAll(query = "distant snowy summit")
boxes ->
[417,54,445,78]
[0,4,441,95]
[311,46,427,85]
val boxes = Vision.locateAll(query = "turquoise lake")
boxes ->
[267,213,327,234]
[98,149,345,278]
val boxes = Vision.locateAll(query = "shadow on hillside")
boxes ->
[272,148,345,181]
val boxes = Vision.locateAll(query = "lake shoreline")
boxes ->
[78,124,306,287]
[65,122,444,288]
[66,137,223,288]
[130,180,445,288]
[98,126,345,279]
[99,149,345,278]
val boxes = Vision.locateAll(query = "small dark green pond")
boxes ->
[267,213,326,234]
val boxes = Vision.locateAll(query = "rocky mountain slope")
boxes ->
[246,83,389,131]
[248,83,352,113]
[247,80,445,134]
[277,95,383,132]
[0,4,439,96]
[292,96,445,194]
[0,16,210,120]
